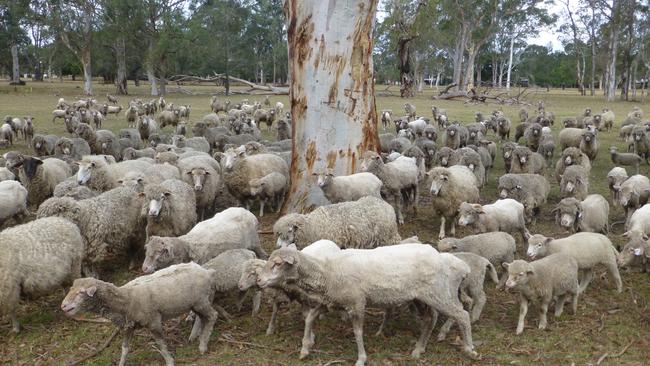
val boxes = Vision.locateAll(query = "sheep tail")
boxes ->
[486,262,499,284]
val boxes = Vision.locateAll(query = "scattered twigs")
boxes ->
[66,327,120,366]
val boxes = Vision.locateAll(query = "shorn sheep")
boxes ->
[61,263,218,366]
[553,195,609,234]
[1,217,85,332]
[273,196,401,249]
[314,170,382,204]
[457,199,530,244]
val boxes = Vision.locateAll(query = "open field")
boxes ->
[1,80,650,365]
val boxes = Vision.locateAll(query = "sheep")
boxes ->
[558,128,584,150]
[503,254,580,334]
[619,175,650,220]
[404,103,416,120]
[380,110,393,130]
[253,108,276,131]
[90,109,104,129]
[601,108,615,131]
[607,167,629,204]
[143,179,197,239]
[0,123,13,147]
[456,147,486,186]
[510,146,546,175]
[1,217,85,333]
[553,195,609,234]
[527,233,622,293]
[249,172,287,216]
[416,139,437,169]
[360,151,419,225]
[514,122,529,142]
[617,235,650,272]
[37,187,146,273]
[622,204,650,241]
[427,165,480,239]
[498,173,550,223]
[76,157,152,192]
[518,108,528,122]
[178,156,221,219]
[443,124,466,149]
[51,108,69,123]
[257,244,479,363]
[537,127,555,164]
[276,119,291,141]
[32,134,59,156]
[436,252,499,341]
[141,207,265,273]
[523,123,543,151]
[210,96,228,113]
[458,199,529,244]
[118,128,142,150]
[0,180,28,227]
[53,179,99,200]
[496,117,511,141]
[122,147,156,161]
[274,196,401,249]
[54,137,91,160]
[95,130,122,161]
[15,156,71,207]
[274,101,284,115]
[61,263,219,366]
[24,116,34,147]
[554,147,591,183]
[437,232,517,273]
[501,142,518,172]
[560,165,589,200]
[158,109,181,129]
[579,130,599,162]
[314,170,382,205]
[137,116,158,142]
[609,146,641,174]
[0,167,15,182]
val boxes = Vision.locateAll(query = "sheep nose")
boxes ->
[499,191,508,199]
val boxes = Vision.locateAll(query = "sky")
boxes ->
[526,1,566,51]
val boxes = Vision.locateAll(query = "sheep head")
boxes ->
[553,198,582,232]
[16,156,43,181]
[61,278,100,316]
[186,167,211,191]
[273,213,307,248]
[142,236,179,274]
[457,202,483,226]
[526,234,553,259]
[617,234,649,268]
[257,248,300,288]
[503,260,535,289]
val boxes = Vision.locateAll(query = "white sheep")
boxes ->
[61,263,218,366]
[1,217,85,332]
[16,156,71,207]
[560,165,589,201]
[142,179,197,239]
[553,195,609,234]
[142,207,265,273]
[249,172,287,216]
[0,180,28,227]
[257,244,479,363]
[457,199,530,244]
[623,204,650,239]
[503,253,580,334]
[607,167,629,204]
[314,170,382,204]
[527,233,622,293]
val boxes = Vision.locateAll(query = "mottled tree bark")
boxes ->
[10,44,21,84]
[115,37,128,95]
[281,0,380,213]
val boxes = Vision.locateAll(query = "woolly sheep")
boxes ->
[437,232,517,273]
[315,170,382,204]
[622,204,650,240]
[404,103,417,119]
[122,147,156,160]
[427,165,480,239]
[61,263,218,365]
[496,117,511,141]
[0,180,28,227]
[142,179,197,239]
[443,125,466,149]
[173,135,211,154]
[514,122,529,142]
[16,156,71,207]
[118,128,142,149]
[158,109,181,129]
[76,157,152,192]
[0,217,83,333]
[276,119,291,141]
[523,123,543,151]
[510,146,546,175]
[558,128,584,150]
[501,142,518,173]
[553,195,609,234]
[257,244,478,363]
[537,127,555,164]
[554,147,591,183]
[0,167,14,182]
[360,152,418,225]
[141,207,265,273]
[503,254,580,334]
[527,233,622,293]
[498,173,550,222]
[0,123,13,146]
[249,172,287,216]
[457,199,529,243]
[609,146,641,174]
[274,196,401,249]
[601,108,615,131]
[579,130,599,161]
[619,175,650,221]
[53,179,99,200]
[607,167,629,204]
[617,233,650,271]
[560,165,589,201]
[32,134,58,156]
[55,137,91,160]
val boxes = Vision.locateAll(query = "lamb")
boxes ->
[503,254,580,334]
[601,108,615,131]
[16,156,71,207]
[527,233,622,293]
[24,116,34,147]
[553,194,609,234]
[619,175,650,220]
[221,148,288,205]
[248,172,287,216]
[427,165,480,239]
[622,204,650,240]
[437,232,516,275]
[404,103,417,120]
[52,108,70,123]
[1,217,85,333]
[37,187,146,273]
[554,147,591,183]
[32,134,59,156]
[523,123,543,151]
[558,128,584,150]
[253,108,276,131]
[607,167,629,204]
[579,130,599,161]
[273,196,401,249]
[141,207,265,273]
[457,199,529,243]
[380,110,393,130]
[0,180,28,227]
[360,152,418,225]
[315,170,382,205]
[609,146,641,174]
[498,173,550,222]
[178,155,221,219]
[496,117,511,141]
[143,179,197,239]
[510,146,546,175]
[537,127,556,164]
[0,123,13,146]
[61,263,218,366]
[560,165,589,201]
[54,137,91,160]
[158,109,181,129]
[436,252,499,341]
[257,244,479,363]
[501,142,518,172]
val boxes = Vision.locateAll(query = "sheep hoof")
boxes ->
[436,333,447,342]
[299,348,310,359]
[465,349,480,360]
[411,347,423,359]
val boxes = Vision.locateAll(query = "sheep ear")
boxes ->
[280,254,295,265]
[526,269,534,276]
[163,191,171,197]
[544,238,553,244]
[622,231,630,238]
[502,262,510,269]
[83,286,97,297]
[451,244,458,250]
[138,192,145,198]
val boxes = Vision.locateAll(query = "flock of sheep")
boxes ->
[0,93,648,365]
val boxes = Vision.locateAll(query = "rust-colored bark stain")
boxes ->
[305,140,317,172]
[314,34,325,71]
[295,15,314,67]
[326,151,337,169]
[328,55,347,105]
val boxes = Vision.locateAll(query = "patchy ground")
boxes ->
[0,81,649,365]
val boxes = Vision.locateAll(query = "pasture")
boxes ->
[1,80,649,365]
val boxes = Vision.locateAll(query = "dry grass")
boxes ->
[0,80,649,365]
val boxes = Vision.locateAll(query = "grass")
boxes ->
[1,80,650,365]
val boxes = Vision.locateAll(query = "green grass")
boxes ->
[1,80,650,365]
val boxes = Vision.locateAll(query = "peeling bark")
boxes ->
[115,37,128,95]
[282,0,380,213]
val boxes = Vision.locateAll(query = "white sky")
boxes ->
[526,1,566,51]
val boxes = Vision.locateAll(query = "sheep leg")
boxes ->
[438,217,446,239]
[578,269,594,293]
[538,300,549,330]
[411,305,436,360]
[151,328,175,366]
[10,311,21,334]
[570,291,579,314]
[259,200,265,217]
[118,327,134,366]
[350,310,367,366]
[266,301,279,335]
[213,303,233,322]
[300,306,322,359]
[554,294,567,317]
[516,295,528,335]
[469,288,486,323]
[394,194,404,225]
[194,303,218,354]
[436,317,454,342]
[605,260,623,293]
[252,290,262,316]
[374,308,390,337]
[435,298,476,358]
[450,218,456,237]
[236,290,247,312]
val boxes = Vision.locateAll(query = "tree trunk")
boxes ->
[506,36,514,90]
[10,44,21,84]
[590,36,596,96]
[81,0,93,95]
[463,44,477,91]
[452,23,467,91]
[115,37,128,95]
[398,36,415,98]
[82,47,92,95]
[281,0,380,213]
